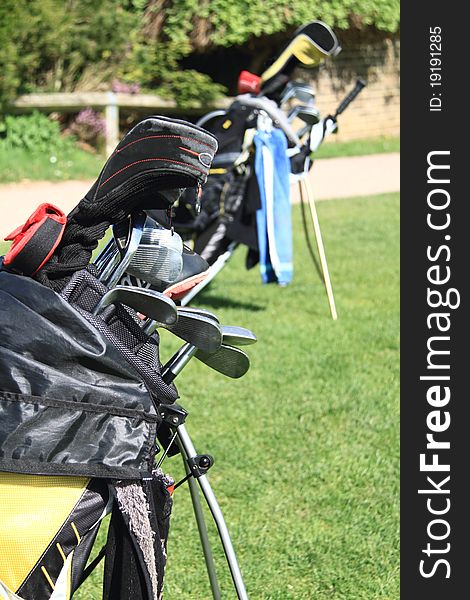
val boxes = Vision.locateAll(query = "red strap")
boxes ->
[3,203,67,276]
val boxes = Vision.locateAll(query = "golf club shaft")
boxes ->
[94,238,118,272]
[162,343,198,383]
[97,241,120,283]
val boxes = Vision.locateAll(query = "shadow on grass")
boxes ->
[193,291,265,312]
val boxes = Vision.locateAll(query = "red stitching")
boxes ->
[115,134,214,155]
[98,157,206,188]
[178,146,200,157]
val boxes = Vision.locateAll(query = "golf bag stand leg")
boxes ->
[180,242,239,306]
[176,422,249,600]
[299,177,338,320]
[181,448,222,600]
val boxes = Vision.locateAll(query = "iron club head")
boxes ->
[176,306,220,324]
[145,311,222,353]
[93,285,178,325]
[288,105,320,126]
[221,325,257,347]
[124,214,184,288]
[195,344,250,379]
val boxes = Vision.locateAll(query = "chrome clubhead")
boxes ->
[288,105,320,126]
[177,307,220,324]
[93,285,178,325]
[195,344,250,379]
[124,214,183,288]
[221,325,257,347]
[145,311,222,353]
[98,212,146,288]
[280,81,316,107]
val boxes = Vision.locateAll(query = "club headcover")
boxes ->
[80,115,218,215]
[34,117,218,291]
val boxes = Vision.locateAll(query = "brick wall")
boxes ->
[302,30,400,141]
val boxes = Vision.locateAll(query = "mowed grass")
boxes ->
[314,136,399,160]
[0,146,102,183]
[0,193,399,599]
[0,136,399,184]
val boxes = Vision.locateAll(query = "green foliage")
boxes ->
[159,0,400,49]
[0,112,75,155]
[0,0,399,112]
[155,70,227,108]
[0,0,140,108]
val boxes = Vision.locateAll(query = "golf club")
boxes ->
[288,105,320,126]
[195,344,250,379]
[221,325,257,346]
[97,212,146,288]
[162,334,254,383]
[145,311,222,353]
[280,81,317,107]
[93,285,178,325]
[177,306,220,323]
[122,214,184,288]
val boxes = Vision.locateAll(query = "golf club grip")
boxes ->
[334,79,366,117]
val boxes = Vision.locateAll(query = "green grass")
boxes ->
[315,136,399,159]
[0,145,103,183]
[0,193,399,599]
[0,136,399,184]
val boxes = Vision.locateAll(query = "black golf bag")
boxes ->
[154,20,343,277]
[0,268,175,600]
[0,115,218,599]
[165,100,262,268]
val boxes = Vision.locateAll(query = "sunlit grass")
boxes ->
[0,193,399,599]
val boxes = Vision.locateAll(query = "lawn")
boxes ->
[0,136,399,183]
[0,145,102,183]
[0,193,399,599]
[315,136,399,159]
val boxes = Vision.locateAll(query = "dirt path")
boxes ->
[0,153,399,240]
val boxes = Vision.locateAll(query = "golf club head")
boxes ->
[221,325,257,347]
[177,307,220,324]
[146,312,222,353]
[195,344,250,379]
[280,81,316,107]
[98,212,146,287]
[124,214,184,288]
[288,105,320,126]
[93,285,178,325]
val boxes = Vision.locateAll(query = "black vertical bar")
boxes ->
[401,4,467,599]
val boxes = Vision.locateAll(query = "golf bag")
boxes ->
[0,267,175,600]
[166,100,263,265]
[0,115,218,599]
[152,20,343,286]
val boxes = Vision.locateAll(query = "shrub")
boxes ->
[0,112,77,156]
[68,108,106,147]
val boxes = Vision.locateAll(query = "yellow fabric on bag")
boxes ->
[0,473,88,594]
